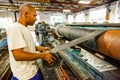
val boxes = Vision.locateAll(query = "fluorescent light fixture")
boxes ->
[8,8,11,11]
[35,7,39,9]
[63,9,71,12]
[78,0,91,4]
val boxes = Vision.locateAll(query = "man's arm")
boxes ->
[35,46,50,51]
[12,48,52,62]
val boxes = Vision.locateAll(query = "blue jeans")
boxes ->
[12,69,44,80]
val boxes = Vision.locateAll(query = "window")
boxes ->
[0,18,13,29]
[115,1,120,23]
[68,15,74,24]
[75,12,85,22]
[50,16,63,26]
[89,6,106,23]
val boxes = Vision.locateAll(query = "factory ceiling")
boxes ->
[0,0,118,13]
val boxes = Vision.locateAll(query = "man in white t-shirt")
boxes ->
[7,4,54,80]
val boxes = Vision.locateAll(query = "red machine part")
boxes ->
[56,66,70,80]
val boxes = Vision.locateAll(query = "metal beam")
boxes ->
[12,0,50,3]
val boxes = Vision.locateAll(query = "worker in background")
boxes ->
[35,22,40,36]
[35,22,41,46]
[38,21,47,46]
[7,4,54,80]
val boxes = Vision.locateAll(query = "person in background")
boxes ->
[38,21,47,46]
[35,22,41,46]
[35,22,40,36]
[7,4,54,80]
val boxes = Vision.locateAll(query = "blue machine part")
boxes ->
[0,38,7,49]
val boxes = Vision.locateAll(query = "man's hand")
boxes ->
[42,51,54,64]
[42,47,50,51]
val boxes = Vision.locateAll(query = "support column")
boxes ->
[105,4,111,23]
[84,10,90,23]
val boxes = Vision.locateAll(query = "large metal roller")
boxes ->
[98,30,120,61]
[56,25,120,61]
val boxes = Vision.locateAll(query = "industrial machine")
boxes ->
[0,28,11,80]
[45,23,120,80]
[1,23,120,80]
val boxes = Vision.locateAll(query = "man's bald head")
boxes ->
[19,4,35,14]
[18,4,37,26]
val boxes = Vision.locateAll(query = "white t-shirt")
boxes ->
[7,22,39,80]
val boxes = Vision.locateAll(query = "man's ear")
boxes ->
[25,12,28,18]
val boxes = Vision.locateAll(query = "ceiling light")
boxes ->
[63,9,71,12]
[78,0,91,4]
[8,8,11,11]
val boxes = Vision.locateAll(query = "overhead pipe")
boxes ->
[55,25,120,61]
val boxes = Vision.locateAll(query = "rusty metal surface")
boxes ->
[98,30,120,61]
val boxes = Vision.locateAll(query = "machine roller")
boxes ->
[55,25,120,61]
